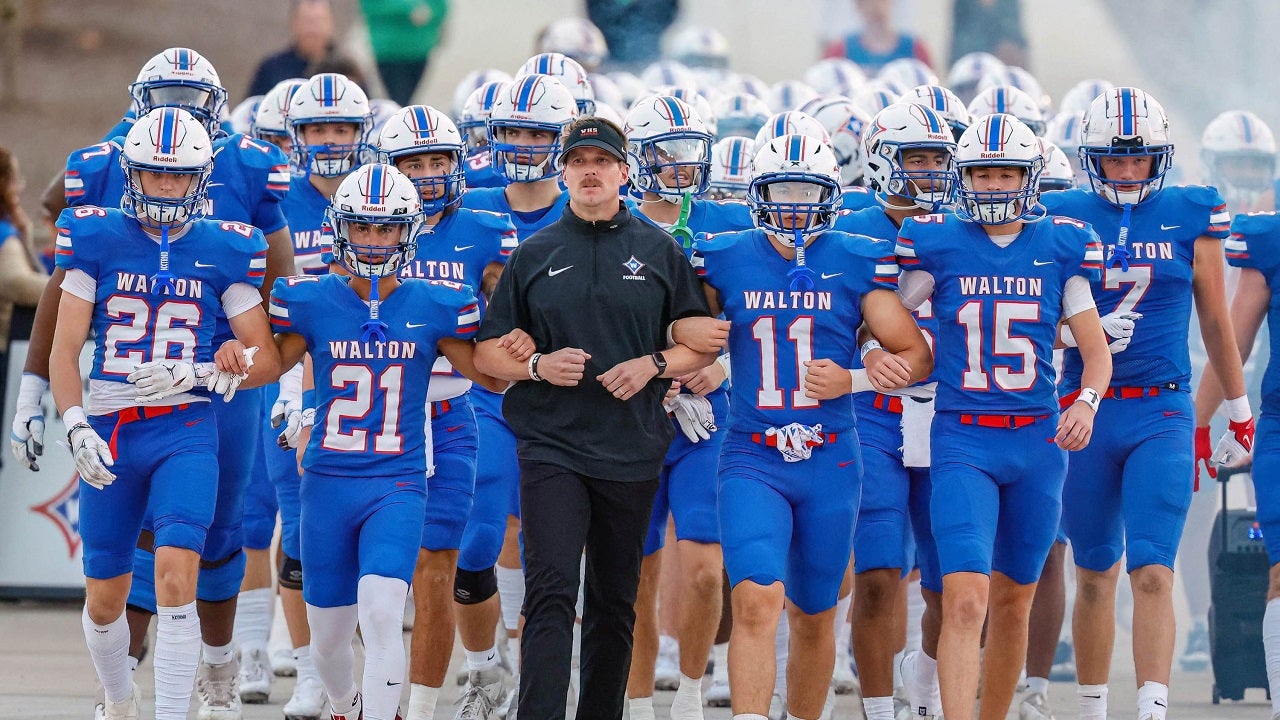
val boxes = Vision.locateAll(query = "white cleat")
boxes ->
[455,666,505,720]
[197,656,243,720]
[495,680,518,720]
[94,682,140,720]
[271,646,297,678]
[768,692,787,720]
[283,673,325,720]
[1018,691,1054,720]
[704,674,730,707]
[238,644,273,703]
[654,635,680,691]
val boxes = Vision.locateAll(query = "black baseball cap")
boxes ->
[559,117,627,165]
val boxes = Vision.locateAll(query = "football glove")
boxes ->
[1194,425,1215,488]
[9,373,48,471]
[664,393,717,443]
[277,407,315,450]
[1210,417,1255,470]
[67,422,116,490]
[127,360,212,403]
[1061,311,1142,353]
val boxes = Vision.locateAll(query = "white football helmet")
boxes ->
[1058,78,1115,116]
[1038,140,1075,192]
[966,86,1046,136]
[1079,87,1173,205]
[377,105,466,215]
[640,60,699,92]
[487,74,579,183]
[955,113,1044,224]
[878,58,939,93]
[120,107,214,229]
[458,80,508,151]
[803,58,867,97]
[1005,66,1051,115]
[625,95,712,202]
[228,96,261,136]
[900,84,971,140]
[536,17,608,72]
[755,111,830,148]
[518,53,596,116]
[288,73,374,178]
[1201,110,1277,210]
[946,51,1005,104]
[252,78,306,147]
[327,163,422,279]
[862,102,957,211]
[851,81,900,117]
[667,25,731,70]
[451,69,512,122]
[645,85,717,137]
[130,48,228,136]
[370,99,402,135]
[749,134,844,243]
[1044,111,1085,181]
[709,136,753,200]
[724,72,770,100]
[768,80,819,113]
[593,101,624,128]
[713,92,772,139]
[802,97,871,187]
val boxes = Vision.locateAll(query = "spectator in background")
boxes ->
[359,0,449,106]
[0,147,50,404]
[586,0,678,72]
[247,0,336,97]
[823,0,932,72]
[950,0,1027,68]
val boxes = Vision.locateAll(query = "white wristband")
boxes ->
[715,353,732,382]
[528,353,543,382]
[1225,395,1252,423]
[849,368,875,394]
[859,339,883,361]
[1075,387,1101,412]
[63,405,89,428]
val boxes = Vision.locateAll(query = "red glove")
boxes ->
[1230,417,1257,453]
[1194,425,1215,490]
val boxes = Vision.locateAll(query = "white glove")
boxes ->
[205,346,259,402]
[65,414,116,490]
[272,363,305,428]
[9,373,48,471]
[277,407,315,450]
[665,393,717,443]
[1062,312,1142,354]
[127,360,212,403]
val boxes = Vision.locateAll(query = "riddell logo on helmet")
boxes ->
[152,154,179,163]
[980,152,1006,158]
[361,204,386,212]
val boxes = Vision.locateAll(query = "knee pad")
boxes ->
[279,554,304,591]
[197,549,247,603]
[453,566,497,605]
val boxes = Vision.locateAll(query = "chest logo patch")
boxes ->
[623,255,647,280]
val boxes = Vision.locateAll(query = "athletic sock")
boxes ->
[1136,680,1168,720]
[233,587,274,648]
[1267,598,1280,718]
[862,695,895,719]
[627,695,655,720]
[466,646,500,672]
[1026,675,1049,697]
[406,683,439,720]
[1077,682,1108,720]
[357,575,409,720]
[82,606,133,704]
[202,641,235,666]
[670,673,704,719]
[496,565,525,632]
[154,602,201,720]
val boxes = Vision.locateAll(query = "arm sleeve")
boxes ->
[897,270,935,311]
[474,244,526,342]
[61,268,97,302]
[222,282,265,319]
[1060,275,1096,319]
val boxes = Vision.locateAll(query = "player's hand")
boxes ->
[1194,425,1216,486]
[597,356,658,401]
[1055,401,1096,451]
[671,316,731,353]
[67,422,116,490]
[677,362,726,396]
[1100,311,1142,354]
[803,359,854,400]
[1211,416,1256,469]
[664,379,683,405]
[127,360,201,403]
[277,407,315,450]
[863,349,913,391]
[539,347,591,387]
[9,373,48,471]
[497,328,536,362]
[205,346,257,402]
[664,393,717,442]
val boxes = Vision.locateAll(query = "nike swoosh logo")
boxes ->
[1033,260,1053,266]
[445,425,464,433]
[821,272,843,279]
[194,261,216,268]
[1163,410,1181,417]
[406,322,428,328]
[1083,694,1101,699]
[395,482,412,487]
[454,245,473,252]
[386,680,402,686]
[549,265,573,276]
[185,419,205,427]
[1160,224,1180,231]
[838,460,856,467]
[1154,700,1166,707]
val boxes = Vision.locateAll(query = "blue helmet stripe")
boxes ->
[1119,88,1134,136]
[1243,114,1254,143]
[774,114,788,137]
[366,165,384,203]
[931,86,946,110]
[320,74,334,106]
[788,134,804,160]
[411,106,433,138]
[175,48,191,71]
[515,76,538,112]
[537,55,553,75]
[663,96,687,127]
[728,138,743,170]
[482,82,501,109]
[156,108,177,154]
[922,107,942,134]
[986,114,1003,151]
[994,89,1008,113]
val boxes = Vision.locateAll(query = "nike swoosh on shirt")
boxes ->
[407,322,428,328]
[194,261,217,268]
[838,460,856,467]
[445,425,464,433]
[821,272,843,279]
[1161,224,1180,230]
[549,265,573,276]
[1033,259,1054,266]
[454,245,474,252]
[185,419,205,427]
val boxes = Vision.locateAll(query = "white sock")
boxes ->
[1026,675,1049,697]
[733,715,769,720]
[234,587,274,649]
[82,606,133,704]
[154,602,201,720]
[907,650,941,716]
[833,593,852,662]
[905,579,924,653]
[306,603,360,712]
[774,611,790,696]
[496,565,525,632]
[406,683,440,720]
[1077,683,1108,720]
[786,714,813,720]
[861,696,895,720]
[357,575,410,720]
[670,673,703,718]
[127,655,139,675]
[713,641,729,681]
[1136,680,1168,720]
[892,649,904,689]
[1265,598,1280,717]
[294,644,318,681]
[506,636,520,673]
[466,646,500,672]
[628,695,655,720]
[203,641,235,666]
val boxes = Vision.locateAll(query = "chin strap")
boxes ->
[361,277,389,344]
[787,227,815,291]
[670,191,695,249]
[150,224,178,296]
[1107,202,1134,273]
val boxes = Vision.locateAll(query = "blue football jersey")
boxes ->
[279,176,335,276]
[896,213,1103,414]
[400,208,517,285]
[635,198,755,259]
[269,274,480,475]
[694,228,899,433]
[463,150,505,189]
[55,207,267,384]
[1043,186,1231,390]
[1226,212,1280,415]
[839,187,880,213]
[462,186,569,239]
[103,113,234,144]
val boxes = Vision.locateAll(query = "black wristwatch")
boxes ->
[650,351,667,376]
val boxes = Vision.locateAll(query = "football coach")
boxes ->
[474,114,728,719]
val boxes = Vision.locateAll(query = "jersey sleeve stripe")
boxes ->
[457,303,481,333]
[268,300,291,329]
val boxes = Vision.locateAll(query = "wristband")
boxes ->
[1075,387,1101,412]
[63,405,89,436]
[714,353,732,383]
[528,353,544,382]
[1225,395,1252,422]
[849,368,875,394]
[859,339,883,361]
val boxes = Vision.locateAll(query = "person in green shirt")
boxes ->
[360,0,450,105]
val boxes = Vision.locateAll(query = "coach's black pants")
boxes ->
[516,460,659,720]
